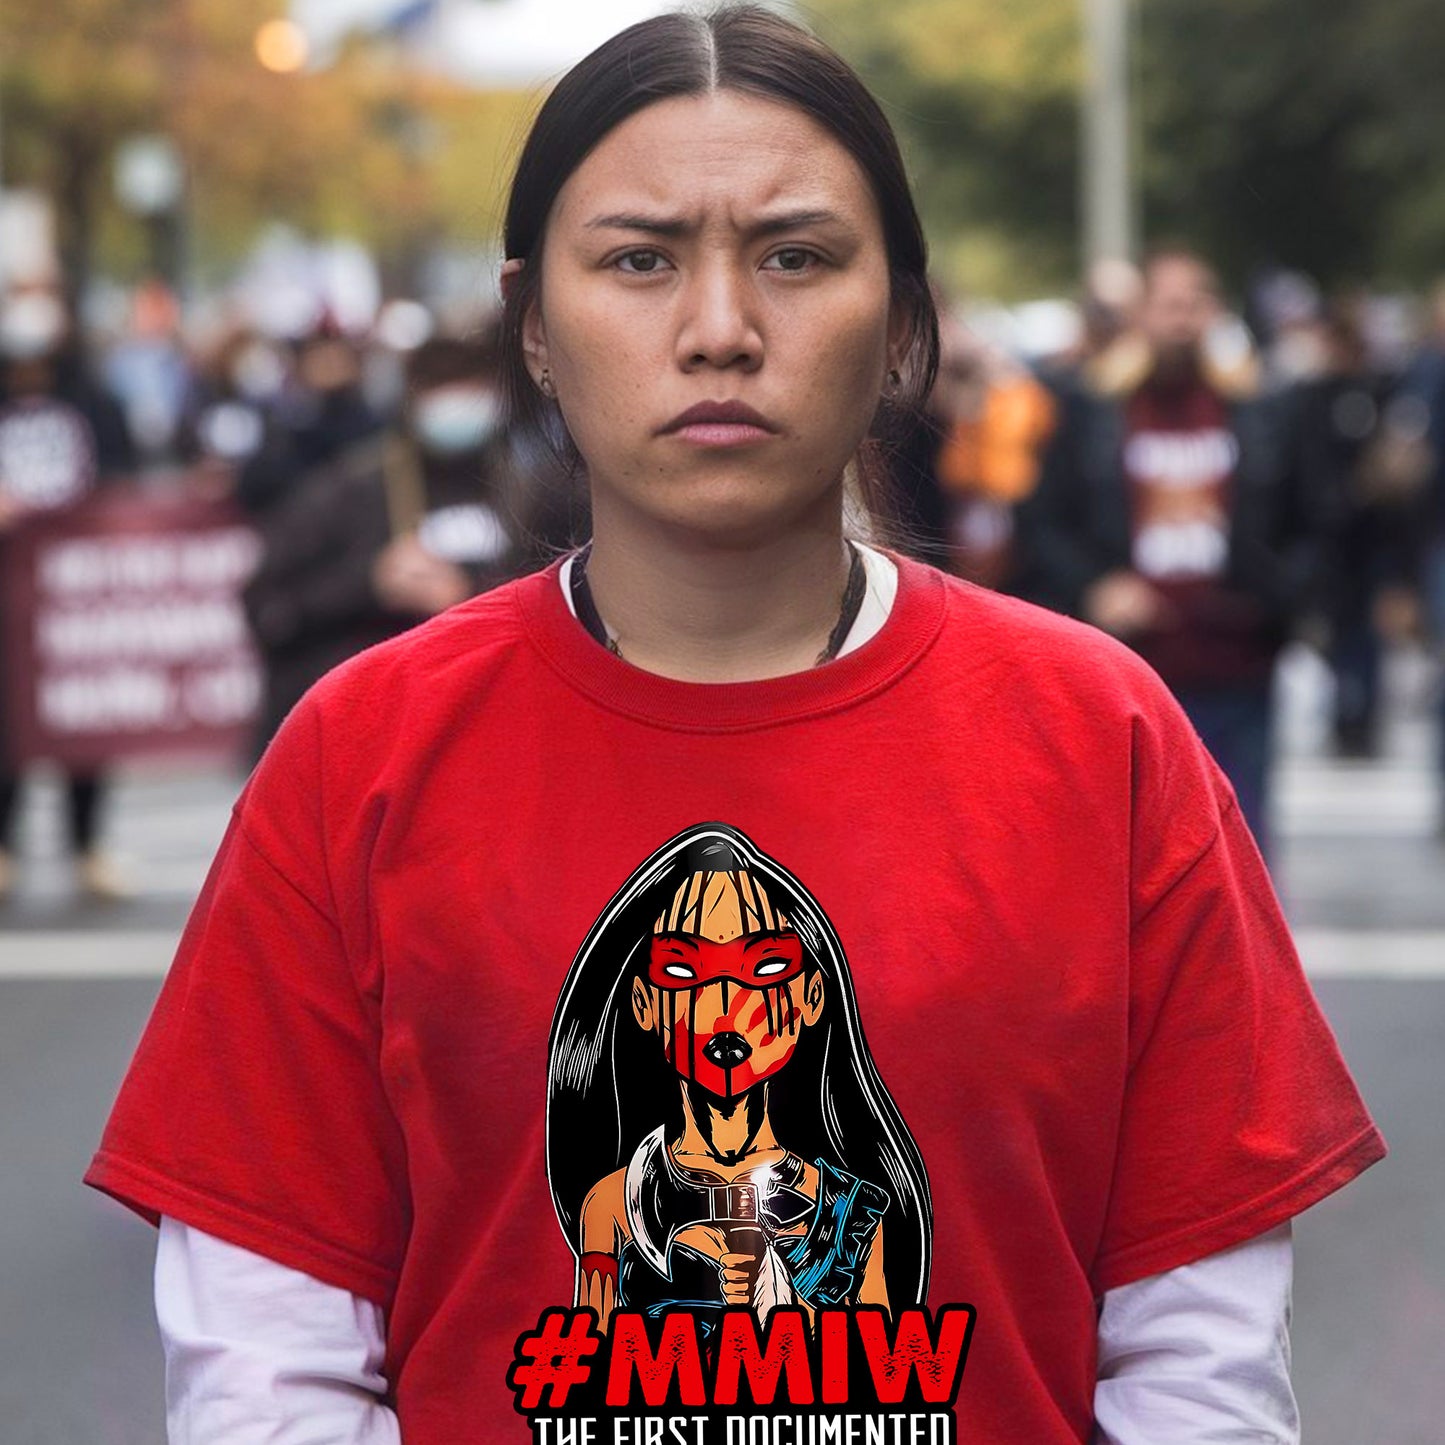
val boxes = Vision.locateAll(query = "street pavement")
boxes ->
[1,644,1441,1443]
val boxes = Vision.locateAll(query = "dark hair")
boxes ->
[499,5,939,528]
[547,822,933,1309]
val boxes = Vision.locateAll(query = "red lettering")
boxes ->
[819,1310,850,1404]
[605,1313,707,1407]
[712,1309,814,1406]
[856,1307,975,1405]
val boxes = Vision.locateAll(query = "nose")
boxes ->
[676,259,763,373]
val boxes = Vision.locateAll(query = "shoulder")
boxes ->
[925,565,1179,724]
[580,1166,630,1246]
[253,566,554,806]
[311,566,545,713]
[913,564,1232,861]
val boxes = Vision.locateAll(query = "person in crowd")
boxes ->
[241,326,567,750]
[1396,281,1445,828]
[0,289,135,902]
[1293,301,1429,758]
[232,324,381,518]
[890,302,1056,586]
[1074,257,1145,379]
[102,279,194,466]
[87,11,1382,1445]
[929,305,1057,590]
[1017,247,1321,856]
[174,325,291,493]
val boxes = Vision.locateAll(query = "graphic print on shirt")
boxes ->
[510,824,973,1438]
[1124,417,1239,582]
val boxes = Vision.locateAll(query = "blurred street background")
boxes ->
[2,0,1443,1441]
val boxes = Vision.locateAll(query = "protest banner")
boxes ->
[0,486,262,767]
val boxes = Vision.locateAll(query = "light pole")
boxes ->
[1080,0,1135,266]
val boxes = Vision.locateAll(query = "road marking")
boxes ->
[1,928,1441,980]
[0,931,178,978]
[1272,762,1440,839]
[1295,929,1445,979]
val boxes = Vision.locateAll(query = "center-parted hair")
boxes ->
[498,5,939,515]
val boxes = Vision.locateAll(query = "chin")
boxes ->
[630,470,840,548]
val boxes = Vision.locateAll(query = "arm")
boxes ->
[1093,1223,1297,1444]
[1012,385,1121,617]
[156,1216,401,1445]
[578,1171,626,1329]
[242,463,391,649]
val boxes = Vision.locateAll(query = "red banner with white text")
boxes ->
[0,487,262,768]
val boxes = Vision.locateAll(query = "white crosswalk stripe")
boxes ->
[1272,760,1440,838]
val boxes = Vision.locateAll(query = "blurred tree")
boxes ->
[1,0,168,299]
[815,0,1445,296]
[810,0,1082,297]
[0,0,534,297]
[7,0,1445,303]
[1136,0,1445,289]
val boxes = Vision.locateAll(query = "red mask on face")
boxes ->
[645,933,809,1099]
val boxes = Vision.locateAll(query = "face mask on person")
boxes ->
[229,342,287,402]
[0,292,67,363]
[411,385,501,456]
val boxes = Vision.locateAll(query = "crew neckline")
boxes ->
[514,548,947,733]
[558,542,898,658]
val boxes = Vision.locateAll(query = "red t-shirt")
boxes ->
[87,553,1384,1443]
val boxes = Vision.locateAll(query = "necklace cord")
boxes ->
[570,541,866,667]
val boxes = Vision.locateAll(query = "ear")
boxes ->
[501,257,551,390]
[498,257,525,305]
[800,972,825,1028]
[631,977,656,1032]
[885,294,914,385]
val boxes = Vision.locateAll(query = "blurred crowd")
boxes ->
[0,275,575,900]
[900,251,1445,857]
[2,247,1445,898]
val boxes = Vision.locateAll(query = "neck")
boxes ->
[583,487,852,683]
[675,1082,776,1167]
[1147,347,1203,390]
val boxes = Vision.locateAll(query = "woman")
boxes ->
[87,9,1384,1444]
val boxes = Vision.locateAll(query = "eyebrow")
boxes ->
[584,209,848,239]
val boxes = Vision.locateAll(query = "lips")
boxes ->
[703,1033,752,1069]
[659,400,778,436]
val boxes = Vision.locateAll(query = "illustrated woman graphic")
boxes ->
[547,824,932,1332]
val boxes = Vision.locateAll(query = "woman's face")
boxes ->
[521,90,905,544]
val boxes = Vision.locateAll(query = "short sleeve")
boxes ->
[84,698,407,1306]
[1089,694,1386,1293]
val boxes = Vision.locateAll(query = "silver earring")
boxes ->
[539,368,556,399]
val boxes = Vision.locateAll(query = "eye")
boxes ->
[754,959,789,977]
[615,249,669,275]
[763,247,820,274]
[664,964,696,979]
